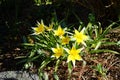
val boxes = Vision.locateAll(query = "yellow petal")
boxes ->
[32,20,45,34]
[52,48,57,53]
[74,29,88,44]
[67,46,82,63]
[45,23,53,31]
[54,25,65,36]
[61,36,70,45]
[51,47,63,59]
[75,54,82,60]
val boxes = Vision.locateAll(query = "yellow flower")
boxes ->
[54,25,65,37]
[61,36,70,45]
[32,20,45,35]
[45,23,53,31]
[65,46,82,67]
[73,28,88,44]
[52,46,64,59]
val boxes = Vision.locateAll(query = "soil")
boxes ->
[0,27,120,80]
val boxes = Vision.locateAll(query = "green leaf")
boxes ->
[90,49,120,54]
[43,72,49,80]
[53,72,59,80]
[39,58,54,70]
[68,61,72,74]
[99,22,116,39]
[117,41,120,46]
[55,59,60,72]
[22,43,34,46]
[67,61,73,79]
[29,51,36,58]
[94,41,102,50]
[28,55,41,62]
[96,63,103,74]
[102,42,117,46]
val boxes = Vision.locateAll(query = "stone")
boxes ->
[0,71,39,80]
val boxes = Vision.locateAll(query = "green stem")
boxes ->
[67,62,73,80]
[51,31,58,43]
[55,59,60,72]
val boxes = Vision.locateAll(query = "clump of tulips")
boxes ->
[23,20,118,79]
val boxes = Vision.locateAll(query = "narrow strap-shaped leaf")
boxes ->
[22,43,34,46]
[90,49,120,54]
[98,22,116,40]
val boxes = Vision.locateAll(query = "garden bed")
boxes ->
[0,27,120,80]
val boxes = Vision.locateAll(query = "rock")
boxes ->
[0,71,39,80]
